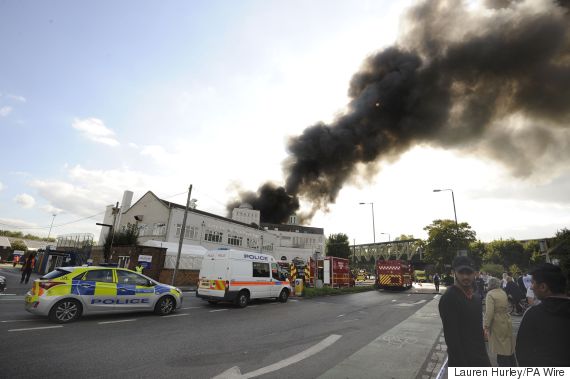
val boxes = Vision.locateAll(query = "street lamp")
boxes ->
[359,202,376,244]
[380,232,391,242]
[433,189,458,226]
[47,214,57,240]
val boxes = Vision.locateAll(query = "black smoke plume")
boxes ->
[228,0,570,224]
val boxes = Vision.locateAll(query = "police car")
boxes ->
[25,266,183,323]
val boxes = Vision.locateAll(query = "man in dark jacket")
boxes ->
[439,256,491,367]
[516,263,570,366]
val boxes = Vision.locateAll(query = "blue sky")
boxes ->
[1,0,569,244]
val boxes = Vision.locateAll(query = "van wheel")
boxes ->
[235,291,249,308]
[278,289,289,303]
[155,295,176,315]
[49,299,82,323]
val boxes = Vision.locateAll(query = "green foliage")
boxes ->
[302,285,374,297]
[423,219,477,270]
[480,263,504,278]
[326,233,351,259]
[508,264,522,277]
[483,239,530,269]
[10,239,28,252]
[0,230,56,242]
[550,228,570,290]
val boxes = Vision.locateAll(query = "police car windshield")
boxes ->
[41,268,71,280]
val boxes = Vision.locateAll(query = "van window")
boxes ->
[271,263,280,280]
[253,262,269,278]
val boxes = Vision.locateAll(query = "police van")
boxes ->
[196,248,291,308]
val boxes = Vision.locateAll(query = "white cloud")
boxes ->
[14,193,36,208]
[40,204,64,214]
[72,118,120,146]
[0,106,13,117]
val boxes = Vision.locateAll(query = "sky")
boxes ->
[1,0,569,245]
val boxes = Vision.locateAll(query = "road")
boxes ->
[0,265,445,378]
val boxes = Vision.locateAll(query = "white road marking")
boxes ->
[1,319,36,323]
[98,319,137,325]
[209,309,228,313]
[162,313,189,318]
[213,334,342,378]
[8,326,63,332]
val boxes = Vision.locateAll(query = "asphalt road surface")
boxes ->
[0,266,444,379]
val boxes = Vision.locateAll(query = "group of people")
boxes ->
[439,256,570,367]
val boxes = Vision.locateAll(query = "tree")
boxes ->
[326,233,351,259]
[104,223,139,261]
[423,219,477,271]
[11,239,27,252]
[483,239,530,270]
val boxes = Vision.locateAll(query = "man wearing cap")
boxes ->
[438,256,491,367]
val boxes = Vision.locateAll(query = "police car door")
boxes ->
[116,270,154,310]
[252,261,270,298]
[75,269,116,312]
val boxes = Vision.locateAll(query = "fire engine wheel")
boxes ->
[235,291,249,308]
[49,299,82,324]
[278,289,289,303]
[155,295,176,315]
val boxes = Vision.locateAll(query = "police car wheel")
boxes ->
[278,289,289,303]
[235,291,249,308]
[155,295,175,315]
[49,299,82,323]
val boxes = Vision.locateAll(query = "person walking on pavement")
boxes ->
[433,273,440,293]
[20,253,36,284]
[505,275,525,315]
[438,256,491,367]
[135,262,144,274]
[484,277,516,366]
[516,263,570,367]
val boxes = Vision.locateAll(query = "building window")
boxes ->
[176,224,198,239]
[228,234,243,246]
[204,229,223,243]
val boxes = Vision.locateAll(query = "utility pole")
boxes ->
[47,214,57,240]
[173,185,192,286]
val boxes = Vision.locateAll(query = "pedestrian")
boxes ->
[516,263,570,367]
[438,256,491,367]
[433,272,440,293]
[20,253,36,284]
[484,277,516,366]
[504,275,525,315]
[135,262,144,273]
[521,272,535,306]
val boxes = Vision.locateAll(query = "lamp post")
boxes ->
[380,232,391,242]
[47,214,57,240]
[433,188,461,257]
[359,202,376,244]
[433,189,458,227]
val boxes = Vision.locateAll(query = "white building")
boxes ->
[98,190,324,263]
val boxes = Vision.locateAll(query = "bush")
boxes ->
[302,285,375,298]
[480,263,504,278]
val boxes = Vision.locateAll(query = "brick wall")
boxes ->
[159,269,199,287]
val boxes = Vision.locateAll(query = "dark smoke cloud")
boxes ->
[228,0,570,224]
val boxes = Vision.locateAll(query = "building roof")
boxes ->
[0,236,11,248]
[260,223,324,235]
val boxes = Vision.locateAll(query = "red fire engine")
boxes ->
[307,256,352,288]
[375,259,413,290]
